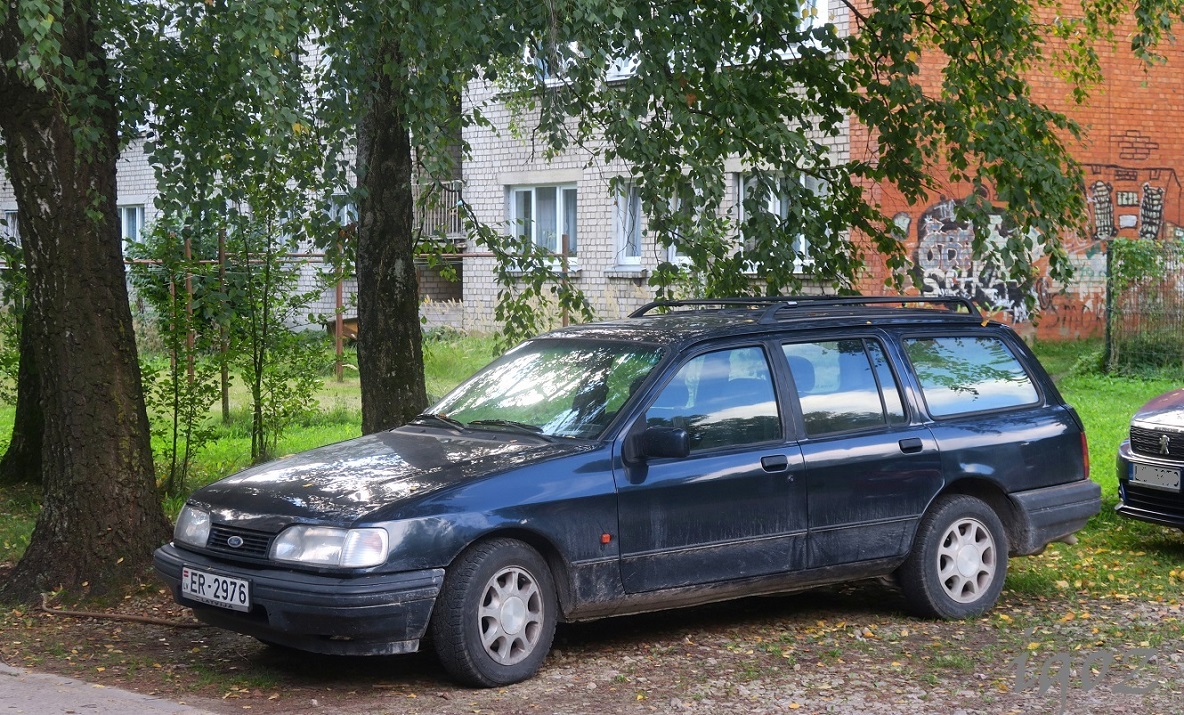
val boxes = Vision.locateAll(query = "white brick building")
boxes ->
[1,0,848,335]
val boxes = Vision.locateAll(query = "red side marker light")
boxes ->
[601,533,612,544]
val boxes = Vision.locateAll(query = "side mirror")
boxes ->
[637,426,690,461]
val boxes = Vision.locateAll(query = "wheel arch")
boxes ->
[451,527,576,621]
[937,478,1021,555]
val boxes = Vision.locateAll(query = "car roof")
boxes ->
[538,296,998,349]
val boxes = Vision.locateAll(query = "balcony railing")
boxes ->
[414,180,465,240]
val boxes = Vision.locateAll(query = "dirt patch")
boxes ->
[2,575,1181,715]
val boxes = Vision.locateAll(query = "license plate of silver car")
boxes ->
[1130,464,1182,491]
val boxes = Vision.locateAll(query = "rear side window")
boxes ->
[783,338,908,436]
[904,336,1039,417]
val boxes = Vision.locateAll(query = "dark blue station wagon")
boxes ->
[155,297,1101,686]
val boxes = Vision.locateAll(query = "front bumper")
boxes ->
[1116,441,1184,528]
[1008,479,1101,555]
[154,544,444,655]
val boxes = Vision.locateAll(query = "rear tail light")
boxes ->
[1081,432,1090,478]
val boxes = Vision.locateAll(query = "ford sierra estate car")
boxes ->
[1117,387,1184,528]
[155,296,1101,687]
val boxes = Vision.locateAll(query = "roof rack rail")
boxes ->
[628,296,982,322]
[628,297,796,318]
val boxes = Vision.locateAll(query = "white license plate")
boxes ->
[1130,463,1182,492]
[181,566,251,612]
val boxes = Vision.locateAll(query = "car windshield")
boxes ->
[429,339,664,439]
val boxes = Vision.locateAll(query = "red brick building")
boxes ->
[853,13,1184,340]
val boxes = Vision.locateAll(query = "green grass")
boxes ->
[0,483,36,565]
[1007,342,1184,602]
[1028,337,1103,379]
[1058,372,1178,501]
[0,332,500,561]
[423,332,499,401]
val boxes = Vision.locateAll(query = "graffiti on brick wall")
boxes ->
[906,173,1180,335]
[1086,165,1181,241]
[909,194,1046,323]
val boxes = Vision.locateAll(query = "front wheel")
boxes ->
[430,538,557,687]
[897,495,1008,620]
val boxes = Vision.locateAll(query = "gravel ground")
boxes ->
[4,579,1181,715]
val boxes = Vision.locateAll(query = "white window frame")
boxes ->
[764,0,828,60]
[798,0,823,34]
[737,173,823,273]
[507,184,579,260]
[2,210,17,240]
[664,197,695,267]
[606,54,640,82]
[119,204,145,246]
[614,183,643,266]
[327,195,358,226]
[525,41,579,87]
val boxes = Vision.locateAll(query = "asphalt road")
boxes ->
[0,662,216,714]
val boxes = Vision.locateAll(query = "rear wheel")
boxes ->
[430,538,557,687]
[898,495,1008,619]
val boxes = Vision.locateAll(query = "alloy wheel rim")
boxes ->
[478,565,544,665]
[935,517,996,604]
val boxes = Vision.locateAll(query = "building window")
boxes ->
[737,173,824,272]
[508,185,578,257]
[120,205,145,246]
[327,195,357,226]
[607,55,640,82]
[659,195,702,267]
[525,41,578,86]
[798,0,822,33]
[2,211,17,240]
[614,184,642,266]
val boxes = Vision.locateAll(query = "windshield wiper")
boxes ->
[468,419,552,440]
[410,413,468,432]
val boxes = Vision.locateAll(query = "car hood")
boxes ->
[192,427,590,525]
[1132,388,1184,430]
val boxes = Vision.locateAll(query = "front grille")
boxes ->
[1122,483,1184,518]
[1130,426,1184,460]
[206,525,274,559]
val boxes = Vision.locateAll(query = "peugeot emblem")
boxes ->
[1160,434,1172,456]
[227,535,245,548]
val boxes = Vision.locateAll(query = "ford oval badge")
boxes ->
[227,535,244,548]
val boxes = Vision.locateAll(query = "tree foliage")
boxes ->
[313,0,527,432]
[425,2,1153,346]
[128,229,220,497]
[126,0,334,461]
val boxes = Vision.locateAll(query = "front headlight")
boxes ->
[270,525,389,568]
[174,505,211,547]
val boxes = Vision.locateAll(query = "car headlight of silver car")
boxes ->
[270,525,389,568]
[174,505,211,548]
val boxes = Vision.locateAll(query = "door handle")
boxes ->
[898,437,924,454]
[761,454,790,472]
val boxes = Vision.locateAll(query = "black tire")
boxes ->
[897,494,1008,620]
[430,538,557,687]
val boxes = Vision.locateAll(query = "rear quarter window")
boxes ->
[904,335,1039,418]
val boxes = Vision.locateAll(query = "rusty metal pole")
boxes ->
[168,279,177,373]
[560,232,570,327]
[219,229,230,422]
[184,237,195,384]
[335,242,344,382]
